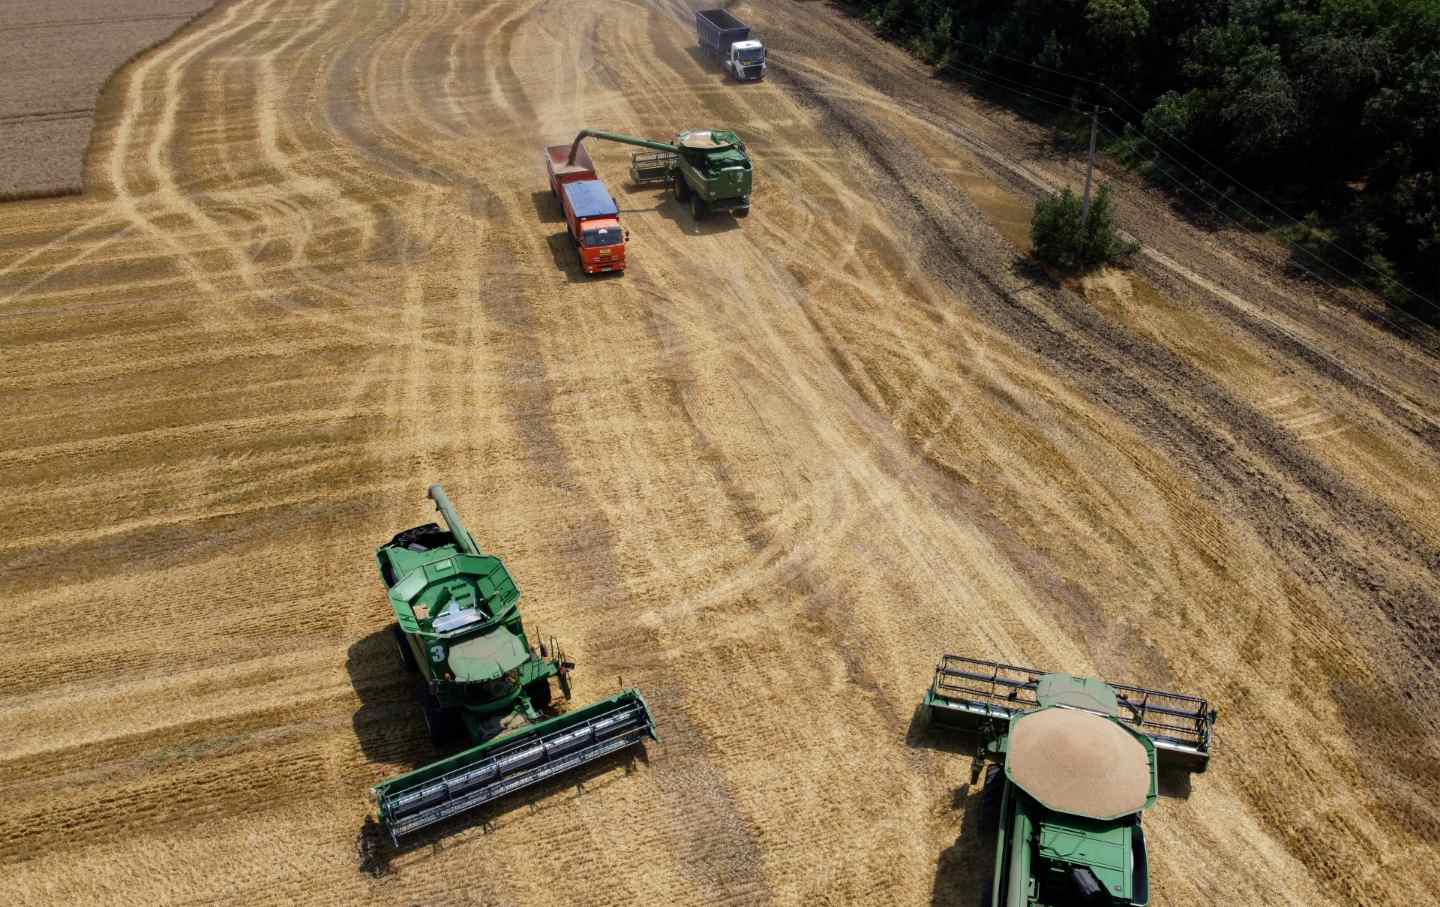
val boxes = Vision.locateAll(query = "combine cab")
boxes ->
[922,655,1217,906]
[370,485,656,842]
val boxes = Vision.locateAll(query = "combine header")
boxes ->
[370,485,656,842]
[922,655,1217,906]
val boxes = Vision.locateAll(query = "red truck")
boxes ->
[544,143,627,275]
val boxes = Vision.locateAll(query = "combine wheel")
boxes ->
[525,677,553,709]
[674,175,691,203]
[735,206,750,218]
[690,195,708,221]
[392,624,418,673]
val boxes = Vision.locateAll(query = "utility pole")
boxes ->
[1081,104,1099,227]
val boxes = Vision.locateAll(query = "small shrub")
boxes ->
[1030,184,1139,271]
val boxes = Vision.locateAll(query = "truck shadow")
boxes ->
[682,46,731,83]
[357,742,650,876]
[529,189,563,224]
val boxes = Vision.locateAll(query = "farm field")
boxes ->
[1,1,1438,904]
[0,0,217,197]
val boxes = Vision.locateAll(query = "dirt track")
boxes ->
[1,1,1438,903]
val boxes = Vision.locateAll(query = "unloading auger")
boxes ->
[369,485,656,842]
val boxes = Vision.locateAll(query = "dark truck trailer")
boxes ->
[695,9,766,81]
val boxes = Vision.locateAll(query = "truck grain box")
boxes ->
[544,143,628,275]
[695,9,766,81]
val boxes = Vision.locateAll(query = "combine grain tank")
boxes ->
[922,655,1217,905]
[369,485,656,842]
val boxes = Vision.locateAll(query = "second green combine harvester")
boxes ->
[370,485,656,843]
[565,128,753,220]
[924,655,1217,906]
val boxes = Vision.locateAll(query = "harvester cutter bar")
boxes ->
[630,150,677,184]
[376,693,655,842]
[928,655,1215,769]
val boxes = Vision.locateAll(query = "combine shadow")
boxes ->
[931,768,1000,906]
[1157,765,1193,800]
[904,701,976,756]
[357,742,650,876]
[906,702,998,906]
[654,194,744,237]
[347,625,434,772]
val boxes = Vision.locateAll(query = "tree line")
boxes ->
[848,0,1440,308]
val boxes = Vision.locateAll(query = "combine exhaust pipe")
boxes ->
[374,690,656,842]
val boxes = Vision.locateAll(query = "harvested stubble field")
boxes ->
[0,0,216,197]
[1,0,1438,904]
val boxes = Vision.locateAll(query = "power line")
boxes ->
[928,43,1440,360]
[946,38,1111,92]
[895,45,1440,383]
[1091,119,1440,357]
[1096,88,1440,313]
[937,59,1085,114]
[1094,110,1440,341]
[942,38,1439,310]
[940,58,1084,109]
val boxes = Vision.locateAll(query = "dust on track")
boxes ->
[0,1,1436,904]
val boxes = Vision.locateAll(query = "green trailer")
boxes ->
[369,485,656,842]
[923,655,1217,906]
[567,128,752,220]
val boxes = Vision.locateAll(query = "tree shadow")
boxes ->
[1013,255,1062,290]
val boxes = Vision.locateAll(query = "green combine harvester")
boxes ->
[923,655,1217,906]
[565,128,752,220]
[369,485,656,843]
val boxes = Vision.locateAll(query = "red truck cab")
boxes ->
[544,143,628,275]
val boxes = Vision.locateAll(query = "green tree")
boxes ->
[1088,0,1151,45]
[1031,185,1139,271]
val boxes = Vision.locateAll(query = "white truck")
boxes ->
[695,9,767,82]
